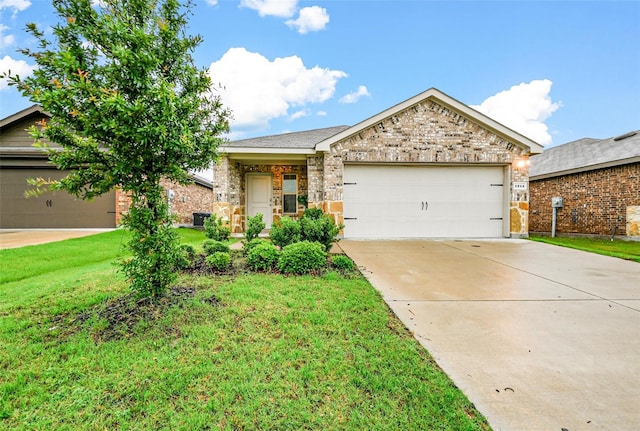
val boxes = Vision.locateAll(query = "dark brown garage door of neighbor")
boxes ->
[0,168,116,228]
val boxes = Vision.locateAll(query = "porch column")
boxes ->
[212,156,244,233]
[306,155,325,209]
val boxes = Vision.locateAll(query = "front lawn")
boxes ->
[0,230,490,430]
[529,235,640,262]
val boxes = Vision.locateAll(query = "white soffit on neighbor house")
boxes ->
[315,88,544,154]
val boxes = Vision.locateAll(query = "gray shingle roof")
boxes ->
[227,126,350,149]
[529,130,640,179]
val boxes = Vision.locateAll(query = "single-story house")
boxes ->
[529,130,640,239]
[0,105,213,229]
[213,88,543,239]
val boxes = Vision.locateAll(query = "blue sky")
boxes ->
[1,0,639,147]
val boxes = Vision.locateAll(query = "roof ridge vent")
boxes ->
[613,131,637,141]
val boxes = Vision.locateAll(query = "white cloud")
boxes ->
[316,111,327,117]
[0,55,35,90]
[290,109,309,120]
[286,6,329,34]
[240,0,297,18]
[0,0,30,12]
[205,0,218,5]
[339,85,370,104]
[471,79,560,146]
[0,24,15,49]
[208,47,347,130]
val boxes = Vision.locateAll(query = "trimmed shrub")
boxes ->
[176,244,196,269]
[278,241,327,275]
[203,214,231,242]
[331,254,355,272]
[269,216,301,249]
[300,212,343,252]
[247,242,280,272]
[245,213,266,243]
[303,207,324,220]
[244,238,269,255]
[205,251,231,271]
[203,239,230,255]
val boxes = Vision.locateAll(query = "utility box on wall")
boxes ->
[551,196,564,208]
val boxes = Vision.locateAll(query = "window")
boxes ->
[283,174,297,214]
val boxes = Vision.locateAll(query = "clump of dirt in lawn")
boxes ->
[49,286,222,342]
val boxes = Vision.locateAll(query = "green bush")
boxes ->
[176,244,196,269]
[300,212,343,252]
[303,207,324,220]
[205,251,231,271]
[269,216,301,249]
[203,239,230,255]
[247,242,280,272]
[331,254,355,272]
[203,214,231,242]
[245,213,266,243]
[244,238,269,255]
[278,241,327,275]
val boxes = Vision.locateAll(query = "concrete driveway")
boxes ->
[0,229,114,249]
[339,239,640,431]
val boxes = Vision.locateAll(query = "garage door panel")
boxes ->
[1,168,116,228]
[343,165,505,238]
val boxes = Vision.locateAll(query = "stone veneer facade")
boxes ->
[529,162,640,238]
[213,159,308,233]
[214,99,534,237]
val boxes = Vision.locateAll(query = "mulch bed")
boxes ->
[48,285,221,343]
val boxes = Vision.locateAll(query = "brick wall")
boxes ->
[161,179,214,225]
[114,179,214,226]
[529,162,640,236]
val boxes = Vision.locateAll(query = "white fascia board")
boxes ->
[315,88,544,154]
[219,146,315,155]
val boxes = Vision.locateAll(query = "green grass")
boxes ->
[529,235,640,262]
[0,228,208,285]
[0,233,490,430]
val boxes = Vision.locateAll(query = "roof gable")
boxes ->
[315,88,543,154]
[530,130,640,179]
[0,105,48,130]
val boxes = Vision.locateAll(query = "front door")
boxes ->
[246,174,273,228]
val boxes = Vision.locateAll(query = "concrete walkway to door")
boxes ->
[339,239,640,431]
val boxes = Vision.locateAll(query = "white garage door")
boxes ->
[343,165,506,238]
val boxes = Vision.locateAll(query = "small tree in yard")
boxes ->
[3,0,229,297]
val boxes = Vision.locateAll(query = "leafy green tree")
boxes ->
[3,0,230,297]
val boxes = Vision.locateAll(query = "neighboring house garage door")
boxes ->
[0,168,116,228]
[343,165,507,238]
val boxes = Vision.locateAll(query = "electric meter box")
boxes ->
[551,196,564,208]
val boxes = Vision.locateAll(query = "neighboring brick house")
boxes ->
[214,88,543,239]
[0,105,214,228]
[529,130,640,239]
